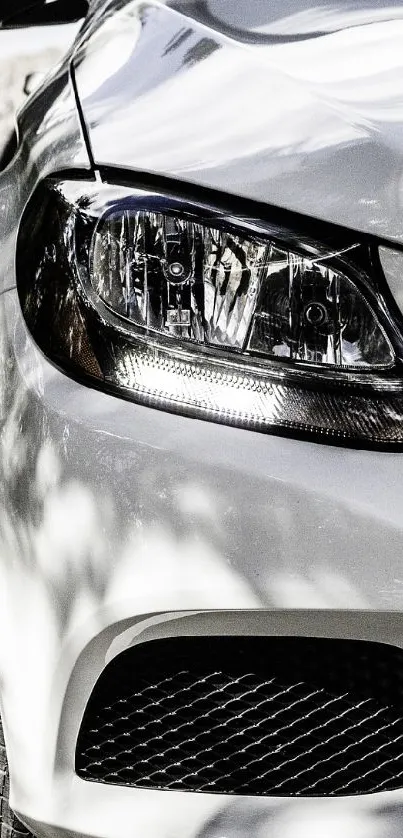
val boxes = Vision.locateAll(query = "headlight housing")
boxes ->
[17,175,403,447]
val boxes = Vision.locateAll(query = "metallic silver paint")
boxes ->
[3,285,403,835]
[2,1,403,836]
[74,0,403,243]
[170,0,403,38]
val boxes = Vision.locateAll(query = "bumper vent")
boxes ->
[76,636,403,797]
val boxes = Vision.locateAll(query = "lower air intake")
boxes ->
[76,636,403,796]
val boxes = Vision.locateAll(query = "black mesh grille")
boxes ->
[76,636,403,796]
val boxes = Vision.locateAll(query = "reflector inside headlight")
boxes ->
[16,177,403,447]
[91,209,392,368]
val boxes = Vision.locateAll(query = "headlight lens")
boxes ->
[91,208,392,368]
[16,176,403,447]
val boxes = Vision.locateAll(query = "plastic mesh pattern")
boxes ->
[76,637,403,797]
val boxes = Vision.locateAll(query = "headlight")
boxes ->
[90,206,391,367]
[17,176,403,447]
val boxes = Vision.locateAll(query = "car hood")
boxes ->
[73,0,403,244]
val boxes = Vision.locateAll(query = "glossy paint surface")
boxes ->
[170,0,403,37]
[3,287,403,838]
[2,2,403,838]
[74,0,403,243]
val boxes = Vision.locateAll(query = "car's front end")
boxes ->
[2,2,403,837]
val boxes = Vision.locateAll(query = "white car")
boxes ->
[2,1,403,837]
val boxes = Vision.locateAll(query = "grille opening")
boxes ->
[76,636,403,797]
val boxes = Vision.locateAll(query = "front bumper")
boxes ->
[2,287,403,837]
